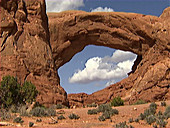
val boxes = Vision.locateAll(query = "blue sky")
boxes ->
[46,0,170,94]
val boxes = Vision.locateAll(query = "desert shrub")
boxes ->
[164,106,170,119]
[97,104,112,113]
[55,104,63,109]
[36,119,42,122]
[156,118,167,127]
[29,122,34,127]
[135,118,139,122]
[0,76,22,108]
[22,81,38,104]
[30,107,47,117]
[9,105,18,113]
[19,105,29,116]
[161,101,166,107]
[153,124,158,128]
[87,109,98,115]
[129,125,134,128]
[146,115,156,125]
[13,117,24,123]
[149,102,157,110]
[0,109,11,120]
[102,111,112,119]
[144,107,156,116]
[137,104,168,127]
[138,113,145,120]
[115,121,128,128]
[157,111,165,120]
[133,100,146,105]
[58,115,66,120]
[110,96,124,107]
[109,109,119,115]
[46,107,56,116]
[98,115,105,121]
[87,103,97,108]
[115,122,134,128]
[96,104,119,121]
[129,118,134,123]
[68,113,80,120]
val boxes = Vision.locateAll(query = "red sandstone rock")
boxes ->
[0,0,169,107]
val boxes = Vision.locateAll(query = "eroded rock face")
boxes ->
[0,0,169,107]
[0,0,68,107]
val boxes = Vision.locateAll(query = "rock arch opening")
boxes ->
[58,45,137,94]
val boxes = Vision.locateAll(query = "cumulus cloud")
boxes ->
[91,7,114,12]
[69,50,137,84]
[46,0,84,12]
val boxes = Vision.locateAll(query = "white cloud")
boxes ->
[46,0,84,12]
[91,7,114,12]
[105,80,116,87]
[69,50,137,84]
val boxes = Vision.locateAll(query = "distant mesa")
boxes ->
[0,0,169,107]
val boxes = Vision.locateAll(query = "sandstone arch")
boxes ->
[0,0,169,107]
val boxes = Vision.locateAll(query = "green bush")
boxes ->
[30,107,47,117]
[137,104,168,127]
[164,106,170,119]
[0,76,22,108]
[9,105,18,113]
[36,119,42,122]
[146,115,156,125]
[149,102,157,110]
[0,75,38,108]
[109,109,119,115]
[68,113,80,120]
[29,122,34,127]
[87,103,97,108]
[13,117,24,123]
[98,115,105,121]
[102,111,111,119]
[58,115,66,120]
[19,105,29,116]
[97,104,112,113]
[115,121,128,128]
[55,104,63,109]
[138,113,145,120]
[133,100,146,105]
[135,118,139,122]
[87,109,98,115]
[110,96,124,107]
[156,118,167,127]
[46,107,56,116]
[0,109,11,120]
[129,118,134,123]
[96,104,119,121]
[22,81,38,104]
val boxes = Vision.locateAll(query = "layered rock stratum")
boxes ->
[0,0,169,107]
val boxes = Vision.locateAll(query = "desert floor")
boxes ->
[1,100,170,128]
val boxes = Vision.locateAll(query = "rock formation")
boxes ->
[0,0,169,107]
[0,0,68,107]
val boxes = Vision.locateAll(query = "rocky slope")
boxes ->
[0,0,169,107]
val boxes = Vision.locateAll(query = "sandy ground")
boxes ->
[1,101,170,128]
